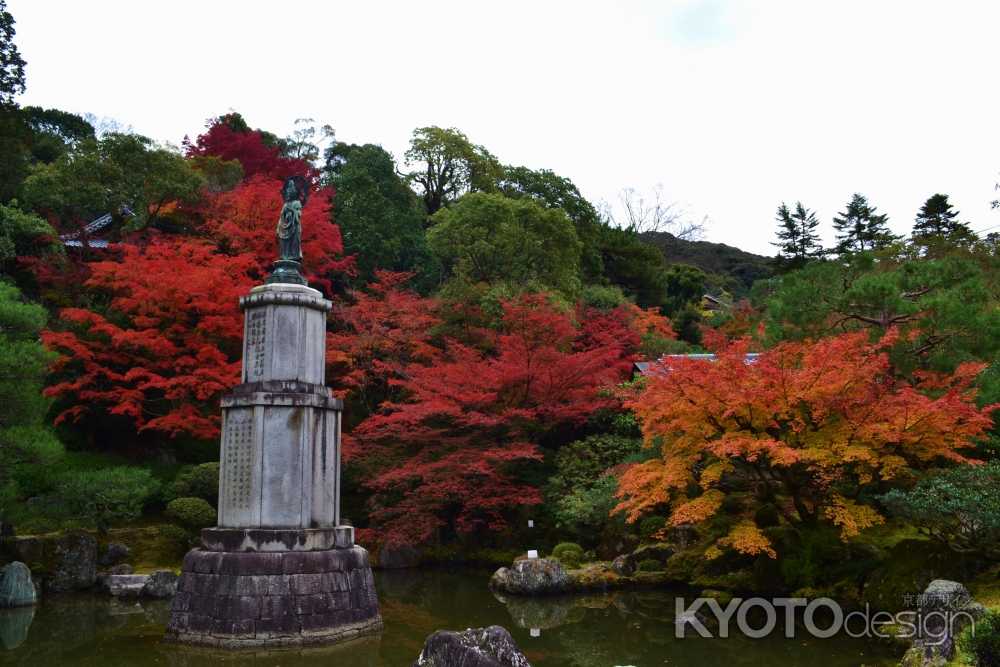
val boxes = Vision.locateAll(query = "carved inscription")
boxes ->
[223,410,254,511]
[247,310,267,379]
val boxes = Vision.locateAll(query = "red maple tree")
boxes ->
[184,114,314,180]
[354,293,647,546]
[42,239,255,440]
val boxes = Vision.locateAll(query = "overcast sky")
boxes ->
[9,0,1000,255]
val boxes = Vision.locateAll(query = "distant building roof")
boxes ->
[633,353,760,376]
[59,207,134,250]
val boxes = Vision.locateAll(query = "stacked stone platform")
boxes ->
[165,546,381,648]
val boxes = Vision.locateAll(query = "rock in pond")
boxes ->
[0,562,37,608]
[141,570,178,598]
[490,559,570,595]
[414,625,531,667]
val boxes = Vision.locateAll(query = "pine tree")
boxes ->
[832,193,896,255]
[773,201,823,269]
[912,193,975,251]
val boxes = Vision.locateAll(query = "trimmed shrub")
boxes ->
[165,497,216,530]
[958,609,1000,666]
[55,467,159,532]
[551,542,584,568]
[167,462,220,505]
[637,558,662,572]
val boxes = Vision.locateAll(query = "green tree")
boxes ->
[21,133,205,234]
[404,126,502,217]
[880,462,1000,557]
[0,0,25,107]
[912,193,976,252]
[832,193,896,255]
[0,202,59,272]
[20,106,95,163]
[326,142,438,289]
[427,192,582,295]
[498,166,605,282]
[763,254,1000,372]
[0,282,63,527]
[596,225,669,308]
[773,201,823,269]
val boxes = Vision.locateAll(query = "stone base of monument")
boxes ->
[165,529,382,648]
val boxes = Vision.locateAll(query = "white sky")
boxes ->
[9,0,1000,255]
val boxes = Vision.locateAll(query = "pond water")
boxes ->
[0,568,899,666]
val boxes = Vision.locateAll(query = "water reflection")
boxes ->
[0,570,900,666]
[0,606,34,650]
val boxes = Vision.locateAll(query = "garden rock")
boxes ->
[0,562,37,607]
[611,554,635,576]
[899,579,985,666]
[413,625,531,667]
[98,542,131,567]
[141,570,178,598]
[490,558,570,595]
[48,532,97,592]
[107,574,148,597]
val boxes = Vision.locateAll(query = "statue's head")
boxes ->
[282,178,298,201]
[281,176,309,206]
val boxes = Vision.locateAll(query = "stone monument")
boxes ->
[165,177,382,648]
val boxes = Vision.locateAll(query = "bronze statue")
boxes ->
[267,176,309,285]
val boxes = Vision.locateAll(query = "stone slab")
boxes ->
[240,283,330,386]
[217,395,340,529]
[201,527,355,552]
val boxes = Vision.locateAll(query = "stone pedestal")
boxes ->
[166,283,381,648]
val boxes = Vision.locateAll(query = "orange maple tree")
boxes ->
[615,331,997,559]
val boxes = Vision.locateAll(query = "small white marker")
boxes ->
[527,549,538,559]
[527,519,534,528]
[530,628,541,637]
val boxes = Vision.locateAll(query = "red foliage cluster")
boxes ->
[327,271,441,416]
[184,117,314,180]
[354,294,646,546]
[43,240,256,439]
[198,175,352,293]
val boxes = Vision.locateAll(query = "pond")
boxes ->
[0,568,899,666]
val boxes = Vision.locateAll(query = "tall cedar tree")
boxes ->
[353,294,670,546]
[832,193,896,255]
[912,193,976,250]
[772,202,823,269]
[0,0,25,107]
[616,333,997,559]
